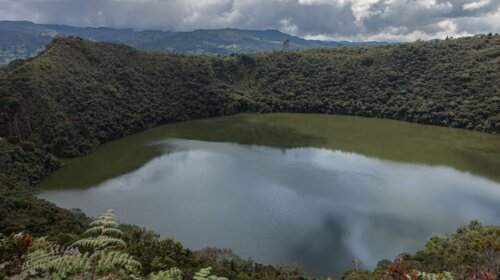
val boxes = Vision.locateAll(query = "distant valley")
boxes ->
[0,20,387,66]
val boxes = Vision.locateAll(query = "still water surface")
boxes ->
[39,114,500,276]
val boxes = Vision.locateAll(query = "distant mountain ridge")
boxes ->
[0,20,387,65]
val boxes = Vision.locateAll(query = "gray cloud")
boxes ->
[0,0,499,41]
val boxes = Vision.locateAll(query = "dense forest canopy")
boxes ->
[0,34,499,279]
[1,34,499,158]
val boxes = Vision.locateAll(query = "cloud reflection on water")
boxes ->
[39,139,500,276]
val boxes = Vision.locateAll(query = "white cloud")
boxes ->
[280,18,299,35]
[463,0,491,10]
[437,19,457,32]
[298,0,346,6]
[418,0,453,10]
[350,0,383,25]
[0,0,498,41]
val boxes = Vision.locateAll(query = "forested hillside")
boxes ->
[0,34,499,279]
[1,34,498,158]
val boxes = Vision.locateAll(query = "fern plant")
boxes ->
[20,210,229,280]
[23,240,90,279]
[23,209,141,279]
[416,271,454,280]
[148,267,183,280]
[74,209,126,250]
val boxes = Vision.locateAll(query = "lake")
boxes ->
[38,113,500,276]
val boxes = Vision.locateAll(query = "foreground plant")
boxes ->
[3,211,496,280]
[384,259,454,280]
[16,209,227,280]
[21,209,140,279]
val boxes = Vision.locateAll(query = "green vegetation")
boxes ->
[0,209,303,279]
[0,139,87,237]
[1,35,498,158]
[21,210,141,279]
[327,220,499,280]
[1,210,498,279]
[0,35,499,279]
[402,221,500,278]
[1,210,228,280]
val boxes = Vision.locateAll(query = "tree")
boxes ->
[282,39,290,51]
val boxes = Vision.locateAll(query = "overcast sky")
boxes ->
[1,0,499,41]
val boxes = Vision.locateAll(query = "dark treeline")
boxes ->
[0,35,499,279]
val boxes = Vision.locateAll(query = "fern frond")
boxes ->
[29,236,56,251]
[193,267,228,280]
[20,210,143,279]
[24,249,60,272]
[83,226,105,236]
[417,271,455,280]
[102,227,123,237]
[89,219,120,228]
[149,268,183,280]
[24,248,90,277]
[73,235,126,250]
[92,209,120,225]
[93,250,141,274]
[83,226,123,237]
